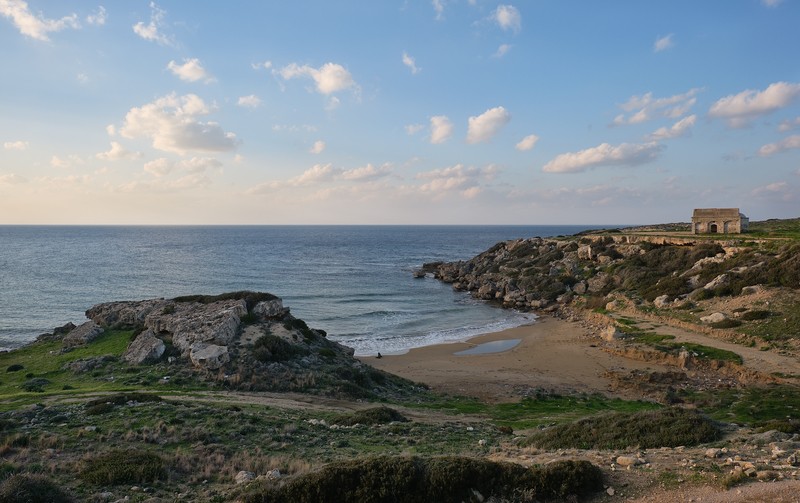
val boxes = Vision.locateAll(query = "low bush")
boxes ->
[524,408,720,450]
[332,407,408,426]
[79,450,165,485]
[740,310,771,321]
[238,456,602,503]
[173,291,278,311]
[5,364,23,372]
[252,334,308,363]
[710,319,742,329]
[0,474,75,503]
[20,378,50,392]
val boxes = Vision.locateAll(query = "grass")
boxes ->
[625,330,743,364]
[680,384,800,431]
[524,408,721,450]
[409,393,660,430]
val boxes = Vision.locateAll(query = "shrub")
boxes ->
[710,319,742,329]
[5,364,23,372]
[524,408,720,450]
[79,450,165,485]
[252,334,308,363]
[332,407,408,426]
[173,291,278,311]
[0,474,75,503]
[740,310,771,321]
[238,456,602,503]
[20,378,50,393]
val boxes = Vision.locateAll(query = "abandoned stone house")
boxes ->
[691,208,749,234]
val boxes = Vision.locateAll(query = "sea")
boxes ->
[0,225,605,356]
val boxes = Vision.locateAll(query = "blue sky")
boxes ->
[1,0,798,225]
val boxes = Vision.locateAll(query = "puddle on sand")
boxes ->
[454,338,521,356]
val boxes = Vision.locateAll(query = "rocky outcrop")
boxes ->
[63,321,104,347]
[122,329,165,365]
[189,343,229,370]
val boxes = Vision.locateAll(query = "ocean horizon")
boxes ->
[0,224,612,355]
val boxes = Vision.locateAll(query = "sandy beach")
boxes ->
[362,314,668,402]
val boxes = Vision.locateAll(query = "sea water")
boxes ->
[0,225,604,355]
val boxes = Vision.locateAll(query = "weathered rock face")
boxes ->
[145,300,247,353]
[253,299,288,319]
[122,329,165,365]
[63,321,105,347]
[189,343,229,370]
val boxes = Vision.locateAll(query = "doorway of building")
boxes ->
[709,223,718,233]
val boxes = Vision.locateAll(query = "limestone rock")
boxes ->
[189,343,229,370]
[86,299,169,329]
[235,471,255,484]
[653,295,671,309]
[572,281,587,295]
[700,312,727,324]
[616,455,645,467]
[703,273,729,291]
[63,321,104,347]
[741,285,764,296]
[253,299,288,319]
[122,329,165,365]
[602,326,622,342]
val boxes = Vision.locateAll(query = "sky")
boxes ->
[1,1,799,225]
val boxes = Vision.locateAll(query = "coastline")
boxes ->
[361,314,669,402]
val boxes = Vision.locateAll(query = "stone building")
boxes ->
[691,208,749,234]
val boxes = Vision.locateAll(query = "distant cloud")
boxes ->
[86,6,106,26]
[0,0,80,41]
[3,140,29,150]
[405,124,425,135]
[96,141,143,161]
[758,135,800,156]
[416,164,498,199]
[247,162,393,195]
[50,154,84,169]
[432,0,445,20]
[278,62,356,95]
[752,181,792,201]
[309,140,326,154]
[647,115,696,140]
[0,173,27,185]
[493,44,512,58]
[143,158,172,177]
[133,2,173,46]
[340,163,392,181]
[543,142,664,173]
[237,95,261,108]
[143,156,222,177]
[515,134,539,151]
[429,115,453,144]
[119,93,237,154]
[251,61,272,70]
[402,52,421,74]
[654,34,674,52]
[167,58,215,83]
[467,106,511,144]
[709,81,800,128]
[778,117,800,132]
[761,0,783,7]
[613,88,700,125]
[492,5,521,33]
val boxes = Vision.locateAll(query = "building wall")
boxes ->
[691,210,747,234]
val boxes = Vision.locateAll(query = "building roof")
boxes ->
[692,208,742,218]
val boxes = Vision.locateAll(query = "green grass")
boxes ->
[625,330,743,364]
[408,393,660,430]
[681,384,800,431]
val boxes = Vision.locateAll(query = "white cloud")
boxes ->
[132,1,173,46]
[429,115,453,144]
[309,140,326,154]
[779,117,800,132]
[647,114,697,140]
[119,93,238,154]
[293,164,338,185]
[432,0,445,20]
[492,5,521,33]
[86,6,106,26]
[0,173,27,185]
[405,124,425,135]
[709,81,800,128]
[758,135,800,156]
[762,0,783,7]
[0,0,80,41]
[167,58,215,83]
[326,96,341,111]
[415,164,497,197]
[613,88,700,125]
[143,158,173,177]
[752,181,790,198]
[50,154,84,169]
[402,52,421,74]
[96,141,143,161]
[654,34,674,52]
[272,124,317,133]
[77,72,89,84]
[3,140,29,150]
[467,106,511,144]
[493,44,512,58]
[278,62,356,95]
[251,61,272,70]
[340,163,392,181]
[515,134,539,151]
[237,94,261,108]
[543,142,664,173]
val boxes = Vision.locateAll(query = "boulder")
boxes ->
[122,329,165,365]
[741,285,764,296]
[235,471,255,485]
[63,321,105,347]
[653,295,671,309]
[703,274,729,291]
[253,299,288,319]
[700,312,727,324]
[616,455,645,467]
[189,343,230,370]
[86,299,168,329]
[601,326,622,342]
[572,281,587,295]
